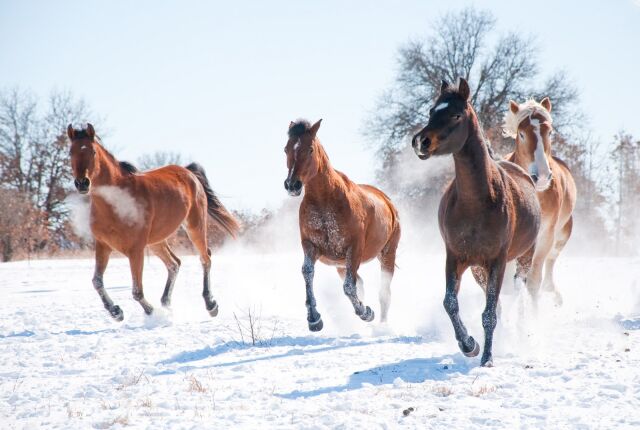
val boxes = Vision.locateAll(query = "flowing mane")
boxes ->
[502,99,553,139]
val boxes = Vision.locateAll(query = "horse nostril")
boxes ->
[293,180,302,191]
[547,173,553,181]
[531,174,539,183]
[284,179,289,190]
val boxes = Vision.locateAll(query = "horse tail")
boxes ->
[185,162,241,238]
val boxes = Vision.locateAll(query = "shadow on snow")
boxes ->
[155,335,424,374]
[277,354,473,399]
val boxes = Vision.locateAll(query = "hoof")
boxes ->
[460,337,479,357]
[308,317,324,332]
[161,298,171,308]
[554,293,564,307]
[207,301,219,317]
[481,354,494,367]
[109,305,124,322]
[360,306,375,322]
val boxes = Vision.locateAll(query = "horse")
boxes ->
[67,123,239,321]
[502,99,577,305]
[284,119,401,331]
[411,79,541,366]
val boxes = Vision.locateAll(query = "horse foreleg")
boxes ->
[480,257,507,367]
[128,248,154,315]
[150,241,181,308]
[337,268,365,303]
[302,244,322,332]
[471,266,502,319]
[542,216,572,306]
[342,248,374,322]
[378,226,400,323]
[527,229,555,308]
[443,255,478,357]
[92,241,123,321]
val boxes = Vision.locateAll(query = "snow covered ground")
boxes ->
[1,247,639,429]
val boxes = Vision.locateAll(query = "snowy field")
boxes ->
[1,247,639,429]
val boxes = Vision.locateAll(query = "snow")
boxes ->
[1,251,639,428]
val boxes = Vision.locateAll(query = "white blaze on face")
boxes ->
[528,118,552,191]
[93,186,145,226]
[434,102,449,112]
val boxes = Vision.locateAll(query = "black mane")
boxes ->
[288,119,312,139]
[119,161,139,174]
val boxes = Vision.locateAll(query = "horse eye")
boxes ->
[519,132,525,139]
[452,114,461,120]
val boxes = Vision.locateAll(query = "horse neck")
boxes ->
[452,113,499,203]
[304,142,343,199]
[92,144,123,186]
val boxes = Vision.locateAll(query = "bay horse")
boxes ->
[411,79,541,366]
[284,119,401,331]
[503,98,577,305]
[67,124,239,321]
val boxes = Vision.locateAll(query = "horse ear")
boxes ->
[289,121,295,129]
[540,97,552,112]
[67,124,74,139]
[86,123,95,139]
[440,79,450,93]
[310,119,322,137]
[509,100,519,114]
[458,78,470,101]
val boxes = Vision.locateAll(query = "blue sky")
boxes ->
[1,0,639,210]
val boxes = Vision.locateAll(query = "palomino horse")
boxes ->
[412,79,541,366]
[503,98,577,305]
[68,124,239,320]
[284,119,401,331]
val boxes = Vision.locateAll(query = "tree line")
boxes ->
[0,7,638,261]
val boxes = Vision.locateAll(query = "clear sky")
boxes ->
[1,0,639,211]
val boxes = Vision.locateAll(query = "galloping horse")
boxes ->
[412,79,541,366]
[68,124,239,320]
[503,98,577,305]
[284,119,401,331]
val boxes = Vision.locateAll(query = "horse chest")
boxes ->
[303,208,350,257]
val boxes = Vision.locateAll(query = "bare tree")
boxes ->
[137,151,183,171]
[0,87,94,257]
[610,132,640,254]
[366,7,579,158]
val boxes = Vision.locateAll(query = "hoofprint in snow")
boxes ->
[1,251,639,429]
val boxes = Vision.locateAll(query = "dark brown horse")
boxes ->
[284,119,401,331]
[68,124,239,320]
[411,79,541,366]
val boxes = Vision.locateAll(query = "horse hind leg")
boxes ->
[543,216,573,306]
[377,225,400,323]
[185,208,218,317]
[150,241,181,308]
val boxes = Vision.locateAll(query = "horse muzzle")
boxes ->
[531,173,552,192]
[74,177,91,194]
[412,133,431,160]
[284,178,303,196]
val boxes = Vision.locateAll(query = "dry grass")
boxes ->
[66,403,84,419]
[471,384,497,397]
[432,385,454,397]
[187,375,207,393]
